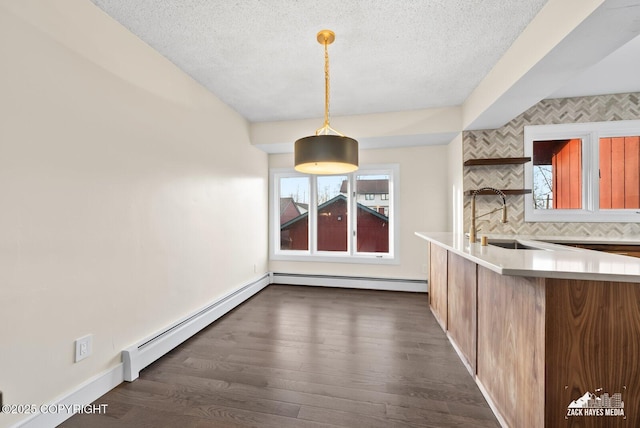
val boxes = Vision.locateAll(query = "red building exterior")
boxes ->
[599,136,640,209]
[280,195,388,252]
[552,138,582,209]
[535,136,640,209]
[280,197,304,224]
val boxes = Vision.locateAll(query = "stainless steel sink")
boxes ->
[488,240,537,250]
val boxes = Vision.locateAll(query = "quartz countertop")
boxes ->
[415,232,640,283]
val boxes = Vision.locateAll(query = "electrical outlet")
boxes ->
[75,334,93,363]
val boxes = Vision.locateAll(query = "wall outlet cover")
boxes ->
[75,334,93,363]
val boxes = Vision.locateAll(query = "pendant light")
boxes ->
[294,30,358,175]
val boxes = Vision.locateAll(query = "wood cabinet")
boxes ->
[559,242,640,259]
[428,242,448,330]
[429,245,640,427]
[429,249,478,375]
[476,267,545,428]
[544,278,640,427]
[447,252,477,374]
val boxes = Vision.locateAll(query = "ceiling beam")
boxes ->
[463,0,640,130]
[251,106,461,153]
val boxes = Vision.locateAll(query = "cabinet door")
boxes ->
[429,243,448,330]
[447,252,477,374]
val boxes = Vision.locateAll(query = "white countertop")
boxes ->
[415,232,640,283]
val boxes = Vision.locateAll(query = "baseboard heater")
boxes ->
[272,272,427,293]
[122,274,270,381]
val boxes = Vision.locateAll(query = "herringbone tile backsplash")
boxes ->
[463,92,640,237]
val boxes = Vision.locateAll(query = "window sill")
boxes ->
[270,253,399,265]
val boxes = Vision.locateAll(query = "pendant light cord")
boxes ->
[323,39,330,129]
[316,34,344,137]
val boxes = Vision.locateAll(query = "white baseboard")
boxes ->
[122,274,270,381]
[9,272,425,427]
[11,364,123,428]
[476,377,509,428]
[447,332,475,377]
[271,272,428,292]
[11,274,270,428]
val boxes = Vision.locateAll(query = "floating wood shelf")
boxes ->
[465,189,532,196]
[463,157,531,166]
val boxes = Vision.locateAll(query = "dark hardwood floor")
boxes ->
[61,285,498,427]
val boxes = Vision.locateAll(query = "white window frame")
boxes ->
[270,164,400,264]
[524,120,640,223]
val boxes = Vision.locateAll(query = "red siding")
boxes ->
[357,209,389,253]
[280,218,308,250]
[281,197,388,253]
[280,201,301,225]
[600,137,612,208]
[553,139,582,209]
[611,137,625,208]
[317,198,348,251]
[624,136,640,208]
[599,136,640,209]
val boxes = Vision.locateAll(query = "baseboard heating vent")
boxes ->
[272,273,427,293]
[122,274,269,381]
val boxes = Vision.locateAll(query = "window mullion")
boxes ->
[309,175,318,255]
[590,131,600,213]
[525,120,640,222]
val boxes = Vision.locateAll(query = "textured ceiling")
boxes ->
[90,0,549,122]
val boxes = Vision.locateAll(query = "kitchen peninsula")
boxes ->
[416,232,640,428]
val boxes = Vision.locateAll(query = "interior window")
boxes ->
[524,120,640,222]
[532,138,583,210]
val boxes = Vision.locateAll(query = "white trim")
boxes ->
[123,274,270,381]
[270,164,400,263]
[270,169,311,257]
[8,273,428,427]
[10,275,271,427]
[270,252,399,265]
[10,365,123,428]
[447,332,474,378]
[476,378,509,428]
[524,120,640,223]
[272,272,427,293]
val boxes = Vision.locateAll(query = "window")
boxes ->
[271,165,399,263]
[317,174,349,252]
[279,176,309,250]
[524,120,640,222]
[381,193,389,200]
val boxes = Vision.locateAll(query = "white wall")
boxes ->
[269,144,449,280]
[0,2,268,426]
[447,134,464,235]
